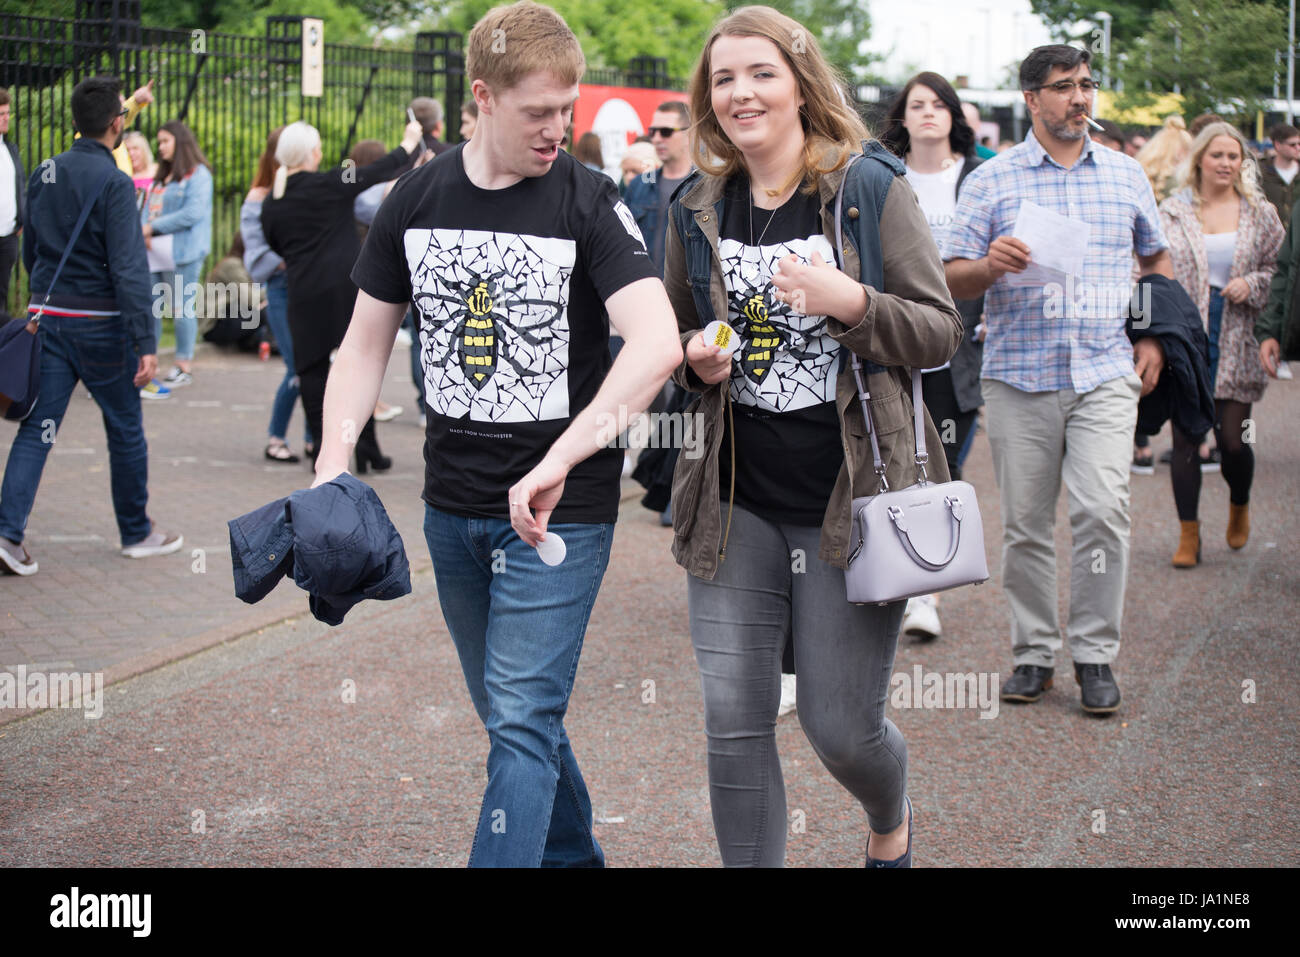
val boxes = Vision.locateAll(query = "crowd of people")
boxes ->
[2,0,1297,869]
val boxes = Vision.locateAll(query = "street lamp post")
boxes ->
[1096,10,1112,88]
[1289,0,1295,124]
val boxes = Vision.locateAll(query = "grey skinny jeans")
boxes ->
[687,502,908,867]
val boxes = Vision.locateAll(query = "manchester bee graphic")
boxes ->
[719,235,840,413]
[412,268,561,393]
[404,228,576,423]
[728,279,828,385]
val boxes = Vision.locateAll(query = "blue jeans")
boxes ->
[1207,285,1223,390]
[151,259,203,362]
[0,314,151,547]
[262,272,307,443]
[423,504,613,867]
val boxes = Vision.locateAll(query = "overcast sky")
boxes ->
[864,0,1062,89]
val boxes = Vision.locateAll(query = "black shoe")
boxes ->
[1074,662,1121,714]
[354,442,392,475]
[1000,664,1054,702]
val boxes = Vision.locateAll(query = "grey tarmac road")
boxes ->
[1,344,1297,866]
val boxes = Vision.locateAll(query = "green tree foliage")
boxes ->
[1030,0,1285,118]
[1028,0,1172,45]
[433,0,725,81]
[726,0,876,82]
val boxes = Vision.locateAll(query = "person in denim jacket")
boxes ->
[141,120,212,392]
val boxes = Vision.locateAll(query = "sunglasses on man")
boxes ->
[648,126,685,139]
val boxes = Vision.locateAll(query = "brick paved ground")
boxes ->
[1,341,1297,866]
[0,343,434,695]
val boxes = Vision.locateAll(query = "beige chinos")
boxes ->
[982,372,1142,667]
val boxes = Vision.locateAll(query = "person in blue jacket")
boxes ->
[141,120,212,395]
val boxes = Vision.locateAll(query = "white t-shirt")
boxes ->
[1204,231,1236,290]
[905,156,964,249]
[1276,162,1298,185]
[906,156,965,373]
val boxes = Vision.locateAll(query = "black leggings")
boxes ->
[921,368,978,482]
[1170,399,1255,521]
[298,353,381,459]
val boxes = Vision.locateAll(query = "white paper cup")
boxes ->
[536,532,566,566]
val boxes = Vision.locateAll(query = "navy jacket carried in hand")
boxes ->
[1127,274,1216,441]
[228,473,411,626]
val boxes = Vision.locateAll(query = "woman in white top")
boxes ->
[1159,122,1283,566]
[880,72,987,641]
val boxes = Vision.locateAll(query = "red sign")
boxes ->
[574,83,687,173]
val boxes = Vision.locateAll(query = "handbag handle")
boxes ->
[832,153,929,493]
[30,162,116,329]
[887,495,965,570]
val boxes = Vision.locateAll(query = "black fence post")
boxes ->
[414,31,464,143]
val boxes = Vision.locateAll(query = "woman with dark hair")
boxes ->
[241,126,310,463]
[880,71,987,641]
[666,6,961,867]
[141,119,212,394]
[261,119,423,474]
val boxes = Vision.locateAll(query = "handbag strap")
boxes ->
[31,162,116,327]
[832,153,929,492]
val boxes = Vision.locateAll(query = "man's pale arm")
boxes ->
[312,290,408,486]
[509,276,682,543]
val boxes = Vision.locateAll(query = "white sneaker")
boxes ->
[0,537,38,575]
[121,528,184,559]
[777,674,797,717]
[395,327,413,348]
[1277,361,1293,380]
[374,403,404,422]
[901,595,941,640]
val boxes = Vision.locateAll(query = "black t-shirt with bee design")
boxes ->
[716,176,845,527]
[352,144,656,523]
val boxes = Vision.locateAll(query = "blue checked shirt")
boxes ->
[941,130,1167,393]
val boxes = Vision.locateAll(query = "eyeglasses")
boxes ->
[648,126,685,139]
[118,107,130,117]
[1033,80,1102,96]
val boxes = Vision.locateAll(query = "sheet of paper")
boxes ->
[1004,201,1090,288]
[146,233,175,274]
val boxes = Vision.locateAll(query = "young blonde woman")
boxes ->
[1159,122,1283,564]
[664,5,961,867]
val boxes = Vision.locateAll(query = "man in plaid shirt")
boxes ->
[942,44,1172,715]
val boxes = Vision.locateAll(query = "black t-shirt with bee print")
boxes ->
[352,144,656,523]
[716,176,845,527]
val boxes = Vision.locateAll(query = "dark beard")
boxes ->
[1045,114,1086,142]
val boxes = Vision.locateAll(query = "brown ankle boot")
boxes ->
[1227,503,1250,550]
[1172,520,1200,567]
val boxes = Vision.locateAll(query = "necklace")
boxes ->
[747,177,779,249]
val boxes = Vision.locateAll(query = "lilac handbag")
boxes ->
[843,363,989,604]
[832,155,989,605]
